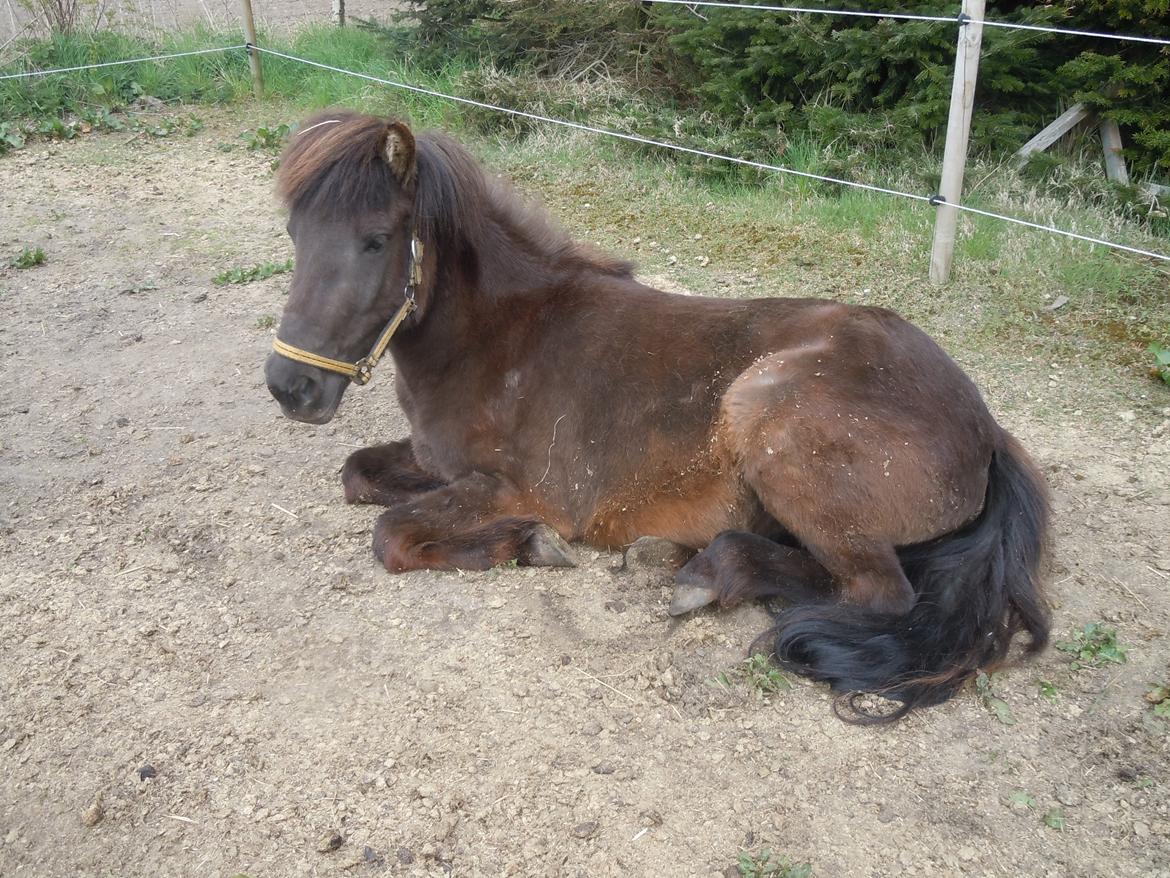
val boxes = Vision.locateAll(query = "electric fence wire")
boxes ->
[254,46,1170,264]
[641,0,1170,47]
[0,44,246,81]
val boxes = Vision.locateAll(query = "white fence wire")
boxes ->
[0,44,243,80]
[643,0,1170,47]
[0,21,1167,265]
[253,45,1169,264]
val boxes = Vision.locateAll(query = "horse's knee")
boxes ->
[342,441,443,506]
[342,451,380,504]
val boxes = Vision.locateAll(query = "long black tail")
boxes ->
[765,432,1051,723]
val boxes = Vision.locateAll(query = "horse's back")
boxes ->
[570,283,994,548]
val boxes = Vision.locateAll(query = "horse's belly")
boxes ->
[582,471,751,550]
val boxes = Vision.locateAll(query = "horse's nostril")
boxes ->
[268,370,320,413]
[290,375,317,410]
[265,353,341,423]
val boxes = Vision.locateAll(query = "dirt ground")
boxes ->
[1,108,1169,878]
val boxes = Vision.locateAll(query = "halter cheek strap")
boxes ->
[271,234,424,386]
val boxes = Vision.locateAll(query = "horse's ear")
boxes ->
[383,121,417,183]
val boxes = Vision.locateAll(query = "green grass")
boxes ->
[736,849,812,878]
[1145,684,1170,717]
[0,24,468,131]
[1042,807,1067,831]
[974,672,1016,725]
[1149,343,1170,385]
[1007,790,1037,810]
[1055,623,1127,670]
[9,246,45,268]
[213,259,293,286]
[710,655,792,699]
[2,23,1168,405]
[240,122,291,152]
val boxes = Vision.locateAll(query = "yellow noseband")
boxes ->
[271,235,423,386]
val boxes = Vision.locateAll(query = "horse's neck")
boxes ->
[477,210,569,292]
[393,227,559,374]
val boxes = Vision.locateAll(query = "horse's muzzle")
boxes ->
[265,352,346,424]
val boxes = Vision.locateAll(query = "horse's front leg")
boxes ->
[341,438,446,506]
[372,472,577,572]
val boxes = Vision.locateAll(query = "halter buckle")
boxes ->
[409,236,424,288]
[272,230,423,387]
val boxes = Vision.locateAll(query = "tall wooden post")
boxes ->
[929,0,986,285]
[240,0,263,99]
[332,0,346,26]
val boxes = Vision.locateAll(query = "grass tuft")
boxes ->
[9,246,45,268]
[711,654,792,699]
[737,848,812,878]
[1055,623,1127,670]
[213,259,293,286]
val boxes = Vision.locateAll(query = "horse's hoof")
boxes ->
[623,536,695,571]
[668,582,718,616]
[519,524,578,568]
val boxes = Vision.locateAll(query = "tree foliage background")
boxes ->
[398,0,1170,177]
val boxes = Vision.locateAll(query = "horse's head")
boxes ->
[265,112,422,424]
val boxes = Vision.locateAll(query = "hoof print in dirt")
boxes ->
[622,535,695,571]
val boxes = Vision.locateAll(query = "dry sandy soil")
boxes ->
[1,107,1169,878]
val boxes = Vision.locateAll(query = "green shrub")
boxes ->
[398,0,1170,176]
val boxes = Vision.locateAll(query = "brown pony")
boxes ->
[264,111,1050,721]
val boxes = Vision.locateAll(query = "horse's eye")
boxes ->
[364,237,385,253]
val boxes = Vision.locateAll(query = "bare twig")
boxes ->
[573,665,637,703]
[1111,576,1150,612]
[270,503,298,519]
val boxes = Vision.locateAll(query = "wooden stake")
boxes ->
[239,0,263,99]
[1099,119,1129,186]
[929,0,986,285]
[1014,102,1092,168]
[332,0,346,26]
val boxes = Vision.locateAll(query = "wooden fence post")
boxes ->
[332,0,346,26]
[239,0,263,99]
[1099,119,1129,186]
[929,0,986,285]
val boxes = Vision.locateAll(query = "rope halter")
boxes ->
[271,234,424,386]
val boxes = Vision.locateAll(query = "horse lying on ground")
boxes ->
[264,111,1050,721]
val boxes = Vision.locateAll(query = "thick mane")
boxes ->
[277,111,396,214]
[277,110,632,280]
